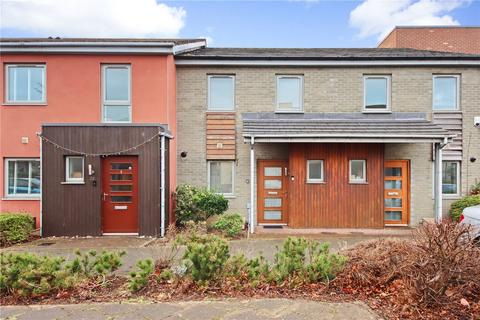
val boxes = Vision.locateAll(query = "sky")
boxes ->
[1,0,479,48]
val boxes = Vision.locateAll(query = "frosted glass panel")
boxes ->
[264,210,282,220]
[385,180,402,189]
[265,198,282,207]
[264,167,282,176]
[385,198,402,208]
[385,211,402,221]
[264,179,282,189]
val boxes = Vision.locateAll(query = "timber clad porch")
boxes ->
[243,112,455,232]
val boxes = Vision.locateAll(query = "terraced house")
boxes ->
[175,48,480,232]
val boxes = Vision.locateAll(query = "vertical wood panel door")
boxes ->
[384,160,409,225]
[102,156,139,234]
[257,160,289,224]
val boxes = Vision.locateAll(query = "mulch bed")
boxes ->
[0,234,41,248]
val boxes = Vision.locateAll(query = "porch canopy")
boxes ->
[242,112,455,144]
[243,112,456,233]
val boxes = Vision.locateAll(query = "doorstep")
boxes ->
[253,225,414,237]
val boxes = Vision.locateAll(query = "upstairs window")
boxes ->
[5,65,46,103]
[433,75,459,111]
[102,65,131,122]
[364,75,390,111]
[208,75,235,111]
[276,75,303,112]
[5,159,40,197]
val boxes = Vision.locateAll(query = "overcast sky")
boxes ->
[1,0,479,48]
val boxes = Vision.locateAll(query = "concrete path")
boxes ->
[1,235,408,275]
[0,299,381,320]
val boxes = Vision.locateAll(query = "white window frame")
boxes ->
[65,156,85,183]
[102,64,131,123]
[4,64,46,104]
[349,159,367,184]
[432,75,460,111]
[207,161,235,197]
[306,160,324,183]
[363,75,391,112]
[276,75,304,113]
[207,75,235,111]
[441,160,461,197]
[4,158,41,198]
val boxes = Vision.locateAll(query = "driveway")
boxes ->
[0,299,381,320]
[1,233,410,275]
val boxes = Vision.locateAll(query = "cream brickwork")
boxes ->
[177,66,480,226]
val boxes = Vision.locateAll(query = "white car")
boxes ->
[460,205,480,243]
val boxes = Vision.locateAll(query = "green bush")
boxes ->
[66,250,125,279]
[128,259,154,292]
[271,237,346,284]
[212,213,244,238]
[0,213,34,245]
[182,235,230,283]
[174,185,228,225]
[0,252,77,297]
[449,195,480,221]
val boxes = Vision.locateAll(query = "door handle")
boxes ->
[102,192,109,201]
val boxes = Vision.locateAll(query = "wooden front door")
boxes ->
[384,160,409,225]
[257,160,289,224]
[102,156,139,234]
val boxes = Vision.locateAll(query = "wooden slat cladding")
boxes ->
[41,125,169,237]
[206,112,236,160]
[288,143,384,228]
[433,112,462,160]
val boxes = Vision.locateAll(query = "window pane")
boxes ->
[111,196,132,203]
[111,174,132,181]
[264,210,282,220]
[264,167,282,176]
[385,198,402,208]
[264,179,282,189]
[277,77,301,110]
[68,158,83,180]
[209,161,233,194]
[15,161,30,194]
[30,67,44,101]
[350,160,365,181]
[105,67,129,101]
[111,185,133,192]
[209,77,234,110]
[7,161,15,194]
[265,198,282,207]
[442,162,458,194]
[104,105,130,122]
[111,163,132,170]
[30,161,41,194]
[434,77,457,110]
[365,78,387,108]
[14,67,29,101]
[307,160,323,181]
[385,180,402,189]
[385,167,402,176]
[385,211,402,221]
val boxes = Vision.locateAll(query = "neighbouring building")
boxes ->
[175,48,480,232]
[378,26,480,54]
[0,38,206,236]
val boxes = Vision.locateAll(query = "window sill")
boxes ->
[2,197,40,201]
[207,109,236,112]
[3,103,47,106]
[306,181,326,184]
[432,110,461,113]
[223,195,236,199]
[61,181,85,185]
[275,110,304,114]
[349,182,368,185]
[442,195,462,200]
[362,110,391,114]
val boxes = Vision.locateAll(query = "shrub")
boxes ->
[470,182,480,195]
[128,259,154,292]
[212,213,244,238]
[182,234,230,283]
[0,213,34,245]
[306,242,347,282]
[174,185,228,225]
[66,250,125,279]
[449,194,480,221]
[0,252,77,297]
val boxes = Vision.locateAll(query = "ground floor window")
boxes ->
[208,161,234,195]
[442,161,460,195]
[349,159,366,183]
[65,156,84,183]
[5,159,40,197]
[306,160,324,183]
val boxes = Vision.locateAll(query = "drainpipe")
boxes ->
[434,137,448,223]
[38,132,43,236]
[249,137,255,234]
[160,134,166,237]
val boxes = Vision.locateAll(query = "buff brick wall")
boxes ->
[177,66,480,226]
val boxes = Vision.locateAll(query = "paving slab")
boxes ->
[0,299,382,320]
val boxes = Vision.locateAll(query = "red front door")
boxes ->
[102,156,139,234]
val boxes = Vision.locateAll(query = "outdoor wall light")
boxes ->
[470,157,477,163]
[180,151,188,158]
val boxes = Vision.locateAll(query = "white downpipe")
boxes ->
[160,134,166,237]
[434,143,443,223]
[38,133,43,236]
[249,137,255,234]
